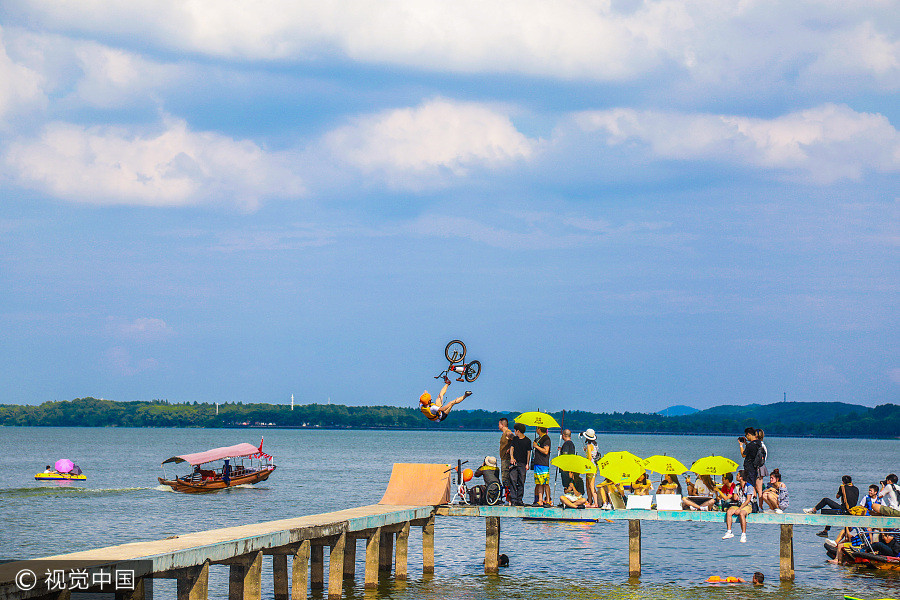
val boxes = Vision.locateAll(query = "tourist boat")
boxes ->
[158,439,276,493]
[34,471,87,481]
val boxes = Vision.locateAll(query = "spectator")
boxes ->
[630,473,652,496]
[871,530,900,557]
[723,470,755,543]
[532,426,552,507]
[760,469,788,514]
[508,423,531,506]
[580,429,599,507]
[684,474,716,510]
[498,418,514,493]
[716,472,737,510]
[557,429,584,495]
[860,484,879,514]
[870,474,900,517]
[754,429,769,501]
[656,473,682,495]
[560,482,587,508]
[474,456,501,497]
[738,428,762,509]
[804,475,860,537]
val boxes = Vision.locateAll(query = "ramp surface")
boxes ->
[379,463,450,505]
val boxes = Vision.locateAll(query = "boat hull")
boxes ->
[848,550,900,572]
[35,473,86,481]
[159,466,275,493]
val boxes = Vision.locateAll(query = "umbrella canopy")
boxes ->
[643,455,688,475]
[551,454,597,474]
[596,451,645,484]
[690,455,738,476]
[55,458,74,473]
[514,412,561,429]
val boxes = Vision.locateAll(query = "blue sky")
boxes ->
[0,1,897,412]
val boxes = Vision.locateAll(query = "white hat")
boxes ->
[580,428,597,442]
[484,456,497,467]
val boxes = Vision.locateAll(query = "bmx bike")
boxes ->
[435,340,481,383]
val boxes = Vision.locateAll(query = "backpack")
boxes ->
[753,442,766,468]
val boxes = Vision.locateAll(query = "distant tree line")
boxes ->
[0,398,897,438]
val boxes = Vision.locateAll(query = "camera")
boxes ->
[738,436,746,443]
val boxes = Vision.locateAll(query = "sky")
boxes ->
[0,1,897,413]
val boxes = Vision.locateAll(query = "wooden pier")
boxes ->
[4,463,900,600]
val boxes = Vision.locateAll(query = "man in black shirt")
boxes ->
[558,429,584,495]
[739,428,761,502]
[532,426,552,507]
[804,475,860,537]
[508,423,531,506]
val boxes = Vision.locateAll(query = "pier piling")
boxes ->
[780,524,794,581]
[379,530,394,572]
[176,562,209,600]
[422,515,435,574]
[628,520,641,578]
[272,555,288,600]
[328,532,346,599]
[365,526,382,588]
[343,537,357,578]
[227,551,262,600]
[291,540,310,600]
[485,516,500,574]
[310,544,324,590]
[395,521,411,580]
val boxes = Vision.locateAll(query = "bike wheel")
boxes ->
[464,360,481,382]
[485,481,501,505]
[445,340,466,364]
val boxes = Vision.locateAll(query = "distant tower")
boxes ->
[216,402,219,415]
[291,394,294,411]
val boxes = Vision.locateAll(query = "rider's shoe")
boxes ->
[463,391,473,398]
[443,376,451,385]
[456,376,465,382]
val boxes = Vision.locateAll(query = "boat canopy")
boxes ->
[162,443,262,466]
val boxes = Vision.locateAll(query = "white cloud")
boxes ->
[0,27,45,123]
[9,0,899,93]
[323,98,535,187]
[102,346,159,376]
[573,104,900,183]
[107,316,173,341]
[3,117,304,208]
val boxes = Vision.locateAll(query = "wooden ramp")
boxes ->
[379,463,451,506]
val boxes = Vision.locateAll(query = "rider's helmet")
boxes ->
[419,391,431,405]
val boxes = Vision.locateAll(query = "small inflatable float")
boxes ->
[35,459,85,481]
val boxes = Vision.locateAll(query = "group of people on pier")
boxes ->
[468,420,899,558]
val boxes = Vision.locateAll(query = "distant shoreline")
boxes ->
[2,397,897,440]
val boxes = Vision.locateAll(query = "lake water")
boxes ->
[1,427,898,599]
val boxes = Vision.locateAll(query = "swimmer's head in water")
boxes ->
[752,572,764,584]
[419,391,431,405]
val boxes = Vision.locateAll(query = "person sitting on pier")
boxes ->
[723,470,755,543]
[860,484,880,514]
[656,473,682,495]
[474,456,501,501]
[760,469,788,514]
[804,474,859,536]
[870,474,900,517]
[683,474,716,511]
[630,473,652,496]
[597,477,626,509]
[560,482,587,508]
[418,377,472,422]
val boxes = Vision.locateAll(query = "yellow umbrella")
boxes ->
[689,455,738,476]
[596,450,645,484]
[643,455,688,475]
[514,411,561,429]
[551,454,597,474]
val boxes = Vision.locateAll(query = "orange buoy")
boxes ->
[462,468,473,482]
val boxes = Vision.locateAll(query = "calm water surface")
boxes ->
[1,427,898,600]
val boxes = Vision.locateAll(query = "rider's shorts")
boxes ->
[533,465,549,485]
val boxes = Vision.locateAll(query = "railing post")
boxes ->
[422,515,435,574]
[485,516,500,574]
[291,540,310,600]
[365,527,382,589]
[228,551,262,600]
[328,532,346,599]
[780,524,795,581]
[628,520,641,578]
[272,555,288,600]
[395,521,410,580]
[310,544,324,590]
[177,561,209,600]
